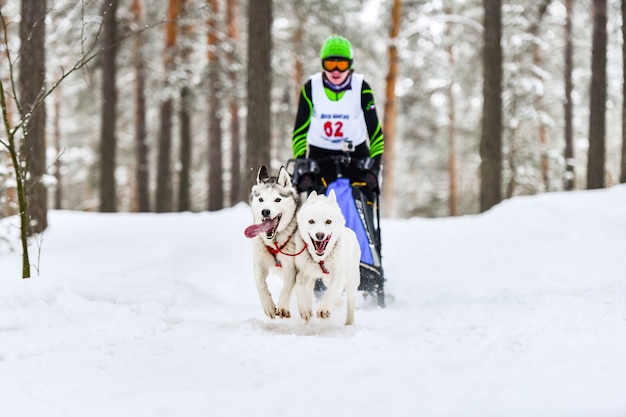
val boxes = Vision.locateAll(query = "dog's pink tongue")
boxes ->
[244,219,275,238]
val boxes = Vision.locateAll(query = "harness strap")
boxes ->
[266,239,329,274]
[265,235,307,267]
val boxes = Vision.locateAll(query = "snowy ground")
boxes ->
[1,186,626,417]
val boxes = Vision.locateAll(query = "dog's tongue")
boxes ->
[244,219,276,238]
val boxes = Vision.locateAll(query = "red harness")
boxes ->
[318,260,330,274]
[265,234,307,267]
[265,237,328,274]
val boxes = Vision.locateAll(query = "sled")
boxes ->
[287,156,386,308]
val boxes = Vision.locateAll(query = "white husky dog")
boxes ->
[294,189,361,325]
[245,166,301,319]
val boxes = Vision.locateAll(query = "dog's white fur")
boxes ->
[294,189,361,325]
[249,166,300,319]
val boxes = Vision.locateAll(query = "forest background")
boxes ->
[1,0,625,225]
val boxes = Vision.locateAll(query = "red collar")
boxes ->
[265,234,307,267]
[265,237,328,274]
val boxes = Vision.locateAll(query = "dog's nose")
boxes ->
[261,209,271,218]
[316,232,325,241]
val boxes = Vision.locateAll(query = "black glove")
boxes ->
[298,174,315,192]
[365,171,379,192]
[368,155,383,192]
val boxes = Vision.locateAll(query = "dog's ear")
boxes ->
[277,166,291,187]
[308,190,318,200]
[257,165,269,184]
[327,189,337,203]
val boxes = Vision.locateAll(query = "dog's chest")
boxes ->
[256,236,297,268]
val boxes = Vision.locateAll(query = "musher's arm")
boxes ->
[361,80,385,172]
[292,80,313,158]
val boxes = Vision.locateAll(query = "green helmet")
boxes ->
[320,35,353,61]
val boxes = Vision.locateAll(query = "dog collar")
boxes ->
[265,234,307,267]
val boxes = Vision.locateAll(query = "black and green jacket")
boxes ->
[292,75,385,169]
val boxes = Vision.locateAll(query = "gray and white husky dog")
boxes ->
[245,166,300,319]
[294,189,361,325]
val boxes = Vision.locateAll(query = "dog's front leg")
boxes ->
[295,271,315,323]
[317,273,345,320]
[254,264,276,319]
[344,276,358,325]
[276,264,295,318]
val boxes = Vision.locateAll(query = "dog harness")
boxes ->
[317,260,330,274]
[265,239,329,274]
[265,234,307,267]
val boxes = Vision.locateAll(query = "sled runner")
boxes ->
[287,156,386,308]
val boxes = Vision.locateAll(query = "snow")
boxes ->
[1,186,626,417]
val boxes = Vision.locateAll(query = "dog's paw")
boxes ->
[317,309,331,319]
[277,308,291,318]
[300,310,312,322]
[262,304,277,319]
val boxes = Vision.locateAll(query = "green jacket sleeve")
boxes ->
[361,80,384,162]
[292,80,313,158]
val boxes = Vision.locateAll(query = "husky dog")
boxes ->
[245,166,301,319]
[294,190,361,325]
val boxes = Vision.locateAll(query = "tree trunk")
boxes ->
[532,1,551,191]
[1,78,31,277]
[564,0,575,190]
[179,86,192,211]
[19,0,48,233]
[207,0,224,211]
[244,0,272,191]
[53,88,62,210]
[178,4,193,212]
[99,0,118,213]
[1,6,16,217]
[292,1,305,100]
[621,0,626,184]
[479,0,503,212]
[156,0,183,212]
[444,6,457,217]
[447,48,458,217]
[227,0,242,204]
[156,98,174,213]
[382,0,400,218]
[587,0,607,189]
[131,0,150,212]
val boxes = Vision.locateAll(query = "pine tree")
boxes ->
[587,0,607,189]
[480,0,503,211]
[19,0,48,232]
[244,0,272,192]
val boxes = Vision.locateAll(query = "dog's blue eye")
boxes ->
[275,198,281,203]
[326,219,332,225]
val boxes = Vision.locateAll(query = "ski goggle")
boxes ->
[322,58,351,72]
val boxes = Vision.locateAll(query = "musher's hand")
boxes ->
[365,171,379,192]
[298,174,316,193]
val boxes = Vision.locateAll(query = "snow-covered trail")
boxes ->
[1,186,626,417]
